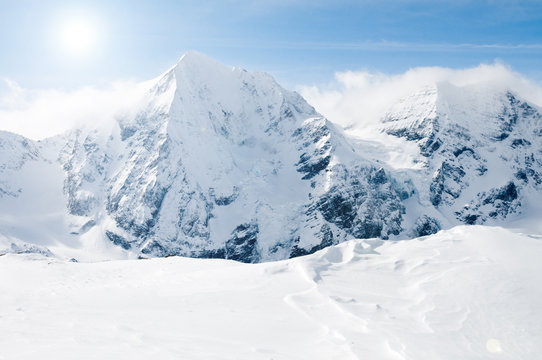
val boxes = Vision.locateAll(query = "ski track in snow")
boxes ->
[0,225,540,360]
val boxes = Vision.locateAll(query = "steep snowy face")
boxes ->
[381,82,542,227]
[58,52,406,262]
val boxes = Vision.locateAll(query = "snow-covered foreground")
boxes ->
[0,225,540,360]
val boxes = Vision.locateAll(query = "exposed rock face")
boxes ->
[409,216,441,237]
[225,222,260,262]
[429,162,466,207]
[314,165,405,240]
[456,182,521,225]
[381,83,542,227]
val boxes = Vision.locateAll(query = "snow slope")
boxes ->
[0,225,540,359]
[346,81,542,237]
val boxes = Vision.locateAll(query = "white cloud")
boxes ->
[299,62,542,133]
[0,79,150,140]
[2,62,542,142]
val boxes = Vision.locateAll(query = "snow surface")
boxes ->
[0,225,540,360]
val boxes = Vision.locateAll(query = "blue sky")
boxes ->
[1,0,542,89]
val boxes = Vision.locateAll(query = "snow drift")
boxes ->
[0,226,540,359]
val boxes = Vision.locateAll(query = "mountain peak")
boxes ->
[178,50,220,65]
[174,51,233,77]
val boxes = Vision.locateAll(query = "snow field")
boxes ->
[0,225,540,360]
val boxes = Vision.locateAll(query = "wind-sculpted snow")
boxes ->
[1,226,540,359]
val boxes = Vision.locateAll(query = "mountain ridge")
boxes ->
[1,53,541,262]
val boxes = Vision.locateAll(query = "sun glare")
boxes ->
[58,16,99,56]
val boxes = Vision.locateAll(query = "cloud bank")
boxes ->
[299,63,542,134]
[1,62,541,141]
[0,79,150,140]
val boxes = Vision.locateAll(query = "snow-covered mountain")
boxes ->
[1,52,541,262]
[379,82,542,233]
[1,52,406,261]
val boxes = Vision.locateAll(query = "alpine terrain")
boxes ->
[1,52,541,360]
[1,52,541,263]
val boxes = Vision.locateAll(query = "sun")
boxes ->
[58,17,99,56]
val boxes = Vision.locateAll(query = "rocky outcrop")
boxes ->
[382,83,542,228]
[456,182,521,224]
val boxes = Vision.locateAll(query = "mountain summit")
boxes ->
[380,82,542,227]
[1,53,541,262]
